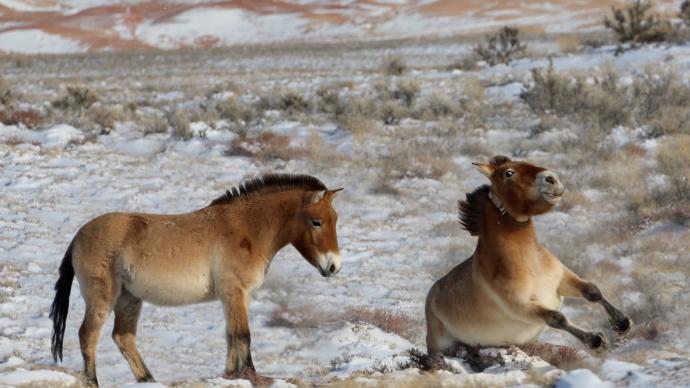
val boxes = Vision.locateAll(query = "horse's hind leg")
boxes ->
[112,289,154,383]
[79,283,119,386]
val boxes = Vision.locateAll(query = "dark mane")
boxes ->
[458,185,490,236]
[209,174,327,206]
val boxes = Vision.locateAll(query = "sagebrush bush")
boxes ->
[383,56,406,75]
[681,1,690,26]
[315,86,346,116]
[473,26,526,66]
[216,96,259,124]
[140,112,169,135]
[520,62,629,134]
[167,110,191,140]
[85,105,120,134]
[52,86,98,112]
[279,90,311,114]
[0,78,15,108]
[656,135,690,204]
[227,132,304,161]
[416,92,456,120]
[604,0,672,52]
[391,80,420,108]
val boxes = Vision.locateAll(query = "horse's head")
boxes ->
[292,188,343,277]
[473,155,564,221]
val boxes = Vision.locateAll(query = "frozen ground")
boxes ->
[1,36,690,387]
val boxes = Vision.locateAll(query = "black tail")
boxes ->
[50,239,75,363]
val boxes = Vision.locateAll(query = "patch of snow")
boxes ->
[0,29,84,54]
[556,369,614,388]
[0,368,77,385]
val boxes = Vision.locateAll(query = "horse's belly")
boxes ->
[451,319,547,346]
[122,261,215,306]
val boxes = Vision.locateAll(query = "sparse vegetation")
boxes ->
[604,0,672,53]
[473,26,527,66]
[52,86,99,113]
[383,56,407,75]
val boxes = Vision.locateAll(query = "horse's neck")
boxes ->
[476,200,540,264]
[212,192,302,259]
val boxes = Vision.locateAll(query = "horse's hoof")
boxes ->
[588,332,609,352]
[612,317,632,335]
[223,370,274,387]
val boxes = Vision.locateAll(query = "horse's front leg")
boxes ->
[219,288,253,375]
[558,267,632,335]
[219,288,273,385]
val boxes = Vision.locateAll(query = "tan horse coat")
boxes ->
[426,156,631,356]
[50,174,342,386]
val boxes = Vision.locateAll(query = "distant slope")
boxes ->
[0,0,683,53]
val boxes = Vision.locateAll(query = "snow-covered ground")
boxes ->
[1,35,690,387]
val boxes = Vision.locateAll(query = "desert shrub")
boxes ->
[265,304,325,328]
[52,86,98,112]
[1,109,44,129]
[446,53,480,71]
[518,343,585,369]
[473,26,527,66]
[383,56,406,76]
[459,77,486,129]
[681,1,690,26]
[555,34,582,54]
[140,112,169,135]
[378,100,408,125]
[216,96,259,124]
[631,67,690,136]
[520,62,629,132]
[85,105,120,134]
[391,80,420,108]
[334,95,379,138]
[604,0,672,53]
[656,135,690,204]
[0,78,15,108]
[416,92,456,120]
[279,90,311,114]
[347,308,417,341]
[167,110,191,140]
[226,132,304,161]
[315,86,346,116]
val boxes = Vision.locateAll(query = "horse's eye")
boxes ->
[504,170,514,178]
[311,219,322,228]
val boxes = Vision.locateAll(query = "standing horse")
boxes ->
[425,156,631,357]
[49,174,343,386]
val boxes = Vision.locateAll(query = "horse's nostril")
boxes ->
[545,176,556,185]
[329,264,336,273]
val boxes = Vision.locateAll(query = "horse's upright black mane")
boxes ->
[209,174,327,206]
[458,185,490,236]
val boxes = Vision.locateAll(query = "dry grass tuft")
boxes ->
[227,132,304,161]
[555,34,582,54]
[383,56,407,76]
[52,86,98,112]
[518,342,586,370]
[347,308,417,341]
[656,135,690,204]
[167,110,191,140]
[1,108,44,129]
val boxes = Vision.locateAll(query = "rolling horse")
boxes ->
[50,174,343,385]
[426,156,631,357]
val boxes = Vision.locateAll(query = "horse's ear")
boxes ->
[304,190,326,205]
[325,188,343,201]
[472,162,494,178]
[490,155,511,166]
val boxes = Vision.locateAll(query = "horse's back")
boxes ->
[71,211,218,306]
